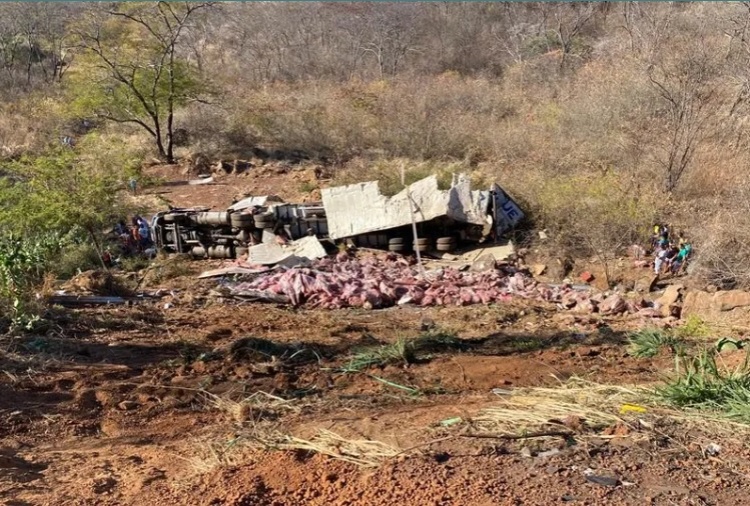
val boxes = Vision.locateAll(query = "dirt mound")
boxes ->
[60,270,133,296]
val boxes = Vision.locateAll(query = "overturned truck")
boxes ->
[150,174,524,260]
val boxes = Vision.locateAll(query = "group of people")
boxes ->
[651,224,692,276]
[114,215,153,255]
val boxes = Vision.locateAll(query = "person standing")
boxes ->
[654,245,668,275]
[671,243,692,275]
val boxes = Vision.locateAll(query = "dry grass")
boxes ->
[188,376,750,475]
[474,379,639,434]
[273,430,400,467]
[189,427,400,474]
[202,390,299,424]
[475,378,750,438]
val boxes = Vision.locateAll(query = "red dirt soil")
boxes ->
[2,166,747,505]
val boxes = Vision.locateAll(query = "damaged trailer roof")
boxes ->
[321,175,491,240]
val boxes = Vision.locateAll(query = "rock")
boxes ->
[656,284,684,307]
[599,294,627,315]
[470,254,497,272]
[579,271,595,283]
[661,303,681,318]
[117,400,138,411]
[572,299,596,314]
[583,469,621,487]
[561,291,579,309]
[705,443,721,456]
[634,274,658,294]
[713,290,750,312]
[532,264,547,276]
[682,290,712,317]
[636,308,661,318]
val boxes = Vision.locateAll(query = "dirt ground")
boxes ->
[3,166,749,505]
[2,269,749,506]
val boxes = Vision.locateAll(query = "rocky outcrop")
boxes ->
[681,288,750,323]
[713,290,750,312]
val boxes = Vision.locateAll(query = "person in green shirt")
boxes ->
[670,243,692,275]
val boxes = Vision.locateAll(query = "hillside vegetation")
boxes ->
[1,2,750,308]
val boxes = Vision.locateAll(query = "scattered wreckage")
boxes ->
[150,174,525,264]
[225,250,663,316]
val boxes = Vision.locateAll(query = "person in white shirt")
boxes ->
[654,246,668,275]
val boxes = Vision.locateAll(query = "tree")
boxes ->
[68,2,212,163]
[646,40,723,193]
[0,3,80,93]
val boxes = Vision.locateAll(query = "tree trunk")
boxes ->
[166,108,174,163]
[86,226,108,270]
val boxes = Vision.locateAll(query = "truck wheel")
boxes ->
[230,213,254,228]
[436,236,456,252]
[253,212,276,229]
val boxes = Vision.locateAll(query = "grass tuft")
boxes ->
[340,328,463,373]
[627,328,683,358]
[203,390,298,424]
[656,349,750,422]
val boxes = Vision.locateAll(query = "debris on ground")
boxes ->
[197,266,272,279]
[247,235,328,267]
[48,294,128,307]
[582,468,622,487]
[225,252,668,315]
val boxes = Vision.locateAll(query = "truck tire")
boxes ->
[230,213,254,228]
[414,238,431,246]
[436,242,456,252]
[252,211,276,229]
[436,236,456,252]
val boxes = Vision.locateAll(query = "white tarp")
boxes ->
[321,175,489,240]
[246,235,327,267]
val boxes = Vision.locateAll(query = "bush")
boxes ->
[54,242,102,279]
[0,233,67,331]
[504,170,660,285]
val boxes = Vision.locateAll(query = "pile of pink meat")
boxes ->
[228,252,658,315]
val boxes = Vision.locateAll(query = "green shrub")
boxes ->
[0,232,67,331]
[628,328,683,358]
[53,242,102,279]
[656,349,750,422]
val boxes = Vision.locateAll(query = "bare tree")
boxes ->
[72,2,213,163]
[0,3,80,92]
[646,41,722,192]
